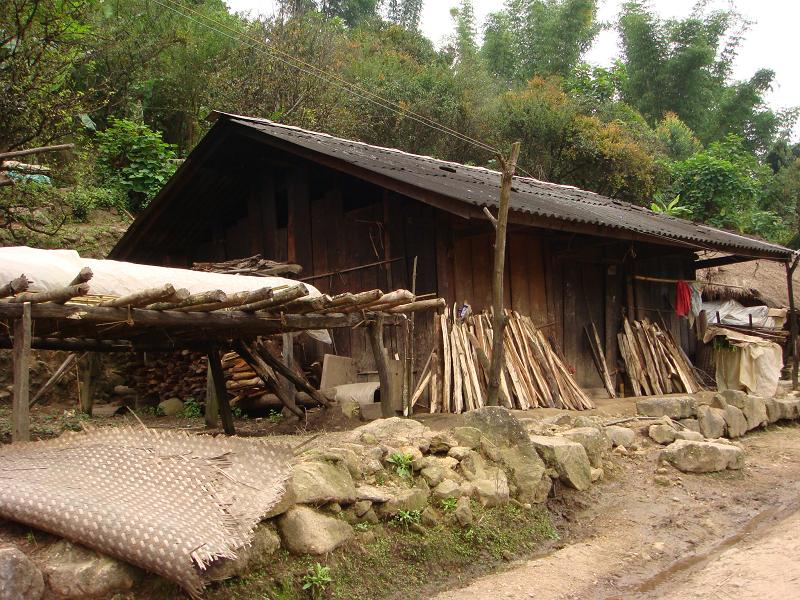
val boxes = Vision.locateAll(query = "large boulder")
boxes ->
[661,440,744,473]
[205,523,281,581]
[742,396,768,431]
[559,427,609,468]
[720,390,747,409]
[42,541,140,599]
[452,427,483,449]
[378,487,428,517]
[470,473,510,508]
[461,407,548,501]
[350,418,427,446]
[723,405,748,438]
[773,398,800,421]
[649,421,703,445]
[697,405,726,439]
[529,436,592,491]
[288,461,356,505]
[278,506,354,555]
[432,479,461,500]
[605,425,635,448]
[763,397,781,423]
[157,397,184,416]
[0,546,43,600]
[636,396,696,419]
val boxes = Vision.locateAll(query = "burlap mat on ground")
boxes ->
[0,427,293,597]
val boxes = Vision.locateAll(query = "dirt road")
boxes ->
[434,423,800,600]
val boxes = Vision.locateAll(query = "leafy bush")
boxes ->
[386,452,414,478]
[182,398,202,418]
[95,118,177,212]
[68,185,127,222]
[392,509,421,529]
[301,562,332,599]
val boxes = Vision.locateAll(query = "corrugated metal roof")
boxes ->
[223,113,791,259]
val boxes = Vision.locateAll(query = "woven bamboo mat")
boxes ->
[0,427,293,597]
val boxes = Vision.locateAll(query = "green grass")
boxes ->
[205,502,558,600]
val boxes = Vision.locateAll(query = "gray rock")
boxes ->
[543,414,575,427]
[288,461,356,505]
[479,436,502,462]
[590,467,604,482]
[529,436,592,491]
[742,396,768,430]
[378,487,428,517]
[559,427,609,468]
[432,479,461,500]
[353,500,372,517]
[763,397,781,423]
[427,431,458,453]
[322,447,362,479]
[351,417,427,445]
[279,506,354,555]
[497,446,546,505]
[723,405,748,438]
[355,485,393,503]
[648,422,678,445]
[531,474,552,503]
[678,419,701,433]
[636,396,696,419]
[0,546,43,600]
[42,541,140,599]
[774,398,800,421]
[605,425,635,448]
[721,389,747,409]
[420,465,446,487]
[697,405,726,439]
[447,446,472,461]
[361,458,383,475]
[205,523,280,581]
[452,427,483,449]
[454,497,473,527]
[661,439,744,473]
[421,507,440,528]
[676,430,704,442]
[461,406,532,448]
[572,415,603,430]
[157,397,184,416]
[471,473,510,507]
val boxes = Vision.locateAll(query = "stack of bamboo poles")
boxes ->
[412,308,594,413]
[617,318,701,396]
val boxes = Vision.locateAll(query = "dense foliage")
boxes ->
[1,0,798,244]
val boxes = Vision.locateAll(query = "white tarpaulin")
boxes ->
[704,325,783,397]
[701,299,787,329]
[0,246,331,343]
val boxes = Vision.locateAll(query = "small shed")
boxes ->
[110,113,794,392]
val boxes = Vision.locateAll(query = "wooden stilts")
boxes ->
[78,352,100,416]
[12,302,32,442]
[207,345,235,435]
[368,316,396,418]
[786,256,800,390]
[281,333,299,415]
[204,362,219,428]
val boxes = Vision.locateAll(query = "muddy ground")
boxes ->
[436,420,800,600]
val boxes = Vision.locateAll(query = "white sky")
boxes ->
[227,0,799,133]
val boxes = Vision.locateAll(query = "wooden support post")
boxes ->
[12,302,32,442]
[232,341,305,418]
[786,256,799,390]
[204,362,219,428]
[281,333,298,415]
[78,352,100,416]
[254,340,330,408]
[487,141,521,407]
[207,345,235,435]
[368,316,396,418]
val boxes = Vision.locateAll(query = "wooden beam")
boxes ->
[255,340,331,408]
[207,345,235,435]
[694,254,763,270]
[232,341,304,418]
[12,302,32,442]
[368,316,396,418]
[78,352,100,416]
[0,143,74,160]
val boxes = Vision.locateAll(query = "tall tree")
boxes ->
[384,0,423,30]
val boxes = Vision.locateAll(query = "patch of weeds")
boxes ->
[182,398,202,418]
[25,531,36,547]
[302,563,332,599]
[268,409,284,424]
[392,509,422,529]
[440,497,458,513]
[386,452,414,478]
[375,472,387,486]
[231,406,245,419]
[354,522,372,532]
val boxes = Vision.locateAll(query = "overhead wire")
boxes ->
[150,0,501,155]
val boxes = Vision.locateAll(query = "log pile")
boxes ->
[192,254,303,278]
[618,318,701,396]
[413,308,594,413]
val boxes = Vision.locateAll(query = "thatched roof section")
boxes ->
[697,255,800,308]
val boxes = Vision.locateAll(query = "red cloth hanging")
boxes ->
[675,280,691,317]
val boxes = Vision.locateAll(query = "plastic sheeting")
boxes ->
[0,246,331,343]
[701,299,787,329]
[704,326,783,397]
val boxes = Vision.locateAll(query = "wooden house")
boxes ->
[110,113,793,392]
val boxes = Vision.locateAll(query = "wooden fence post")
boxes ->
[368,316,397,418]
[204,362,219,428]
[78,352,100,416]
[207,345,235,435]
[12,302,32,442]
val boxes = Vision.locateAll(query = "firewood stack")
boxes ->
[617,318,701,396]
[192,254,303,278]
[413,308,594,413]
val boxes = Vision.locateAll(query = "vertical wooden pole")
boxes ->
[12,302,32,442]
[368,316,396,418]
[487,142,521,407]
[786,256,799,390]
[204,362,219,428]
[281,333,299,415]
[78,352,99,416]
[207,345,235,435]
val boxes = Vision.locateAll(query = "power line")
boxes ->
[150,0,500,155]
